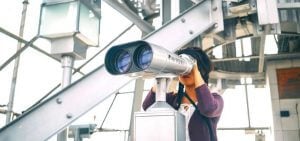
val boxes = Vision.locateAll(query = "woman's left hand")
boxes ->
[192,62,205,87]
[192,62,200,76]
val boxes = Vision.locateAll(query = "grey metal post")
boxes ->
[128,78,144,141]
[6,0,29,124]
[146,76,175,110]
[57,55,74,141]
[74,130,81,141]
[61,55,74,88]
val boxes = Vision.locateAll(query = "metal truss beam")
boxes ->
[103,0,154,34]
[144,0,219,51]
[277,2,300,10]
[210,71,265,80]
[0,65,134,141]
[0,27,60,62]
[0,36,38,71]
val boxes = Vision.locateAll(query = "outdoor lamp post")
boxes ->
[38,0,101,59]
[38,0,101,141]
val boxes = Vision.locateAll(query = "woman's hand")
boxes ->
[151,85,156,93]
[192,62,205,87]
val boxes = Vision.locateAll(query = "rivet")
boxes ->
[56,98,62,104]
[189,30,194,35]
[66,113,73,119]
[181,18,186,23]
[213,7,217,11]
[214,23,218,28]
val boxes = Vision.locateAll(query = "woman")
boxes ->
[142,47,224,141]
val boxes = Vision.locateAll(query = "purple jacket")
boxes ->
[142,84,224,141]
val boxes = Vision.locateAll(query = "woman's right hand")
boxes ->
[151,85,156,93]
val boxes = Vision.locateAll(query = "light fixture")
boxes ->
[37,1,101,140]
[38,0,101,60]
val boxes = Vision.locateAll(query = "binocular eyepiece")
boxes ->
[105,41,195,77]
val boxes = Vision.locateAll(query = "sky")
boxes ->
[0,0,276,141]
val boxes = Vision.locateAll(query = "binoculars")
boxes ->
[105,40,195,77]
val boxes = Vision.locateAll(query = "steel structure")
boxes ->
[0,0,300,140]
[0,1,222,140]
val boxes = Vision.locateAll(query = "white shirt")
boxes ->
[179,103,196,141]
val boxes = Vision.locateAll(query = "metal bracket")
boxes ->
[257,0,279,25]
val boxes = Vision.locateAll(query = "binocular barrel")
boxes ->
[105,41,195,76]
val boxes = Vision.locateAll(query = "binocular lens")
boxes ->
[116,51,131,73]
[135,47,153,69]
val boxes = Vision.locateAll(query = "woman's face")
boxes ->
[178,72,195,87]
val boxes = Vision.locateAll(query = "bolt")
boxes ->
[213,7,217,11]
[214,23,218,28]
[56,98,62,104]
[181,18,186,23]
[189,30,194,35]
[66,113,73,119]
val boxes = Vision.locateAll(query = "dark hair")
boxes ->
[176,47,212,83]
[175,47,213,109]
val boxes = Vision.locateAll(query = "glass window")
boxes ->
[218,84,273,141]
[102,93,134,130]
[247,85,273,127]
[218,85,249,128]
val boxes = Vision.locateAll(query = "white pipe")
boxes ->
[57,55,74,141]
[6,0,29,124]
[61,55,74,88]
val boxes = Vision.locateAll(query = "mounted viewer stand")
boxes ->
[134,76,186,141]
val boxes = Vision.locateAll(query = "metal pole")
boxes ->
[155,78,167,102]
[6,0,29,124]
[128,78,144,141]
[244,84,251,128]
[74,130,81,141]
[61,55,74,88]
[57,55,74,141]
